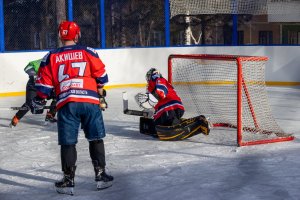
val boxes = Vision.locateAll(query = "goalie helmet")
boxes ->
[146,68,162,82]
[58,21,81,41]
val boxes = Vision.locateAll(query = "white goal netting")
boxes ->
[169,54,294,146]
[170,0,300,18]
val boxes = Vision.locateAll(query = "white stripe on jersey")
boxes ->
[57,95,99,106]
[154,103,184,118]
[35,83,54,89]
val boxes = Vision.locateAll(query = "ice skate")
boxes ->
[9,115,19,128]
[45,111,57,123]
[94,167,114,190]
[55,174,75,195]
[55,166,76,196]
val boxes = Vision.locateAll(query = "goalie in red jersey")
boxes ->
[146,68,185,126]
[138,68,211,141]
[30,21,113,195]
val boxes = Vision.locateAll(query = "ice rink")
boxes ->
[0,86,300,200]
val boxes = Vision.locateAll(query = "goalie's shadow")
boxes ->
[105,119,236,146]
[105,119,155,141]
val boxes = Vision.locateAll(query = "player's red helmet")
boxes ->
[58,21,81,41]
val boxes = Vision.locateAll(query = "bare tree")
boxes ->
[55,0,67,47]
[107,0,164,47]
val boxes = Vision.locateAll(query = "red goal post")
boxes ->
[168,54,294,146]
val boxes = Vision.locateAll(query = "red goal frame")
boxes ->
[168,54,295,146]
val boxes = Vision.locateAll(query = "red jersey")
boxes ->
[147,77,184,120]
[35,45,108,110]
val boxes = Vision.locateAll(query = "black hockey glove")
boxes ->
[47,89,56,100]
[31,96,47,114]
[99,89,107,111]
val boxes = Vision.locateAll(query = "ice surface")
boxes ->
[0,87,300,200]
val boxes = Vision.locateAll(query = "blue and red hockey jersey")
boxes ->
[35,45,108,110]
[147,77,184,120]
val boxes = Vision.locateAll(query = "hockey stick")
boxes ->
[0,105,54,111]
[122,92,150,117]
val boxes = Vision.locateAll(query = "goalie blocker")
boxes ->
[140,115,211,141]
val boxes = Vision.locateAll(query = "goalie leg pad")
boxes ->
[156,115,210,141]
[139,117,157,137]
[197,115,211,136]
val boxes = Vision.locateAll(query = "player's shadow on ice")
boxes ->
[0,117,13,127]
[0,117,57,131]
[0,168,55,191]
[105,119,157,141]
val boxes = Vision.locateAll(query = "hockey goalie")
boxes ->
[127,68,211,141]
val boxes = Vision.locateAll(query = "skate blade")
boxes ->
[206,117,213,129]
[56,187,74,196]
[43,121,56,126]
[9,124,14,128]
[97,181,113,190]
[45,118,57,123]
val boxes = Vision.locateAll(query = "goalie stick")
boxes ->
[122,92,151,117]
[0,105,54,111]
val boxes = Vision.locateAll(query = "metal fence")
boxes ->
[1,0,300,52]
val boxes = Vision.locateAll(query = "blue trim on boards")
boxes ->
[2,43,300,53]
[232,14,238,46]
[164,0,170,47]
[68,0,73,21]
[100,0,106,49]
[231,0,238,46]
[0,0,4,52]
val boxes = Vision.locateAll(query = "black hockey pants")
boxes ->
[154,108,184,126]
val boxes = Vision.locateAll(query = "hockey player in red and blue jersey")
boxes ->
[139,68,211,140]
[146,68,185,127]
[30,21,113,195]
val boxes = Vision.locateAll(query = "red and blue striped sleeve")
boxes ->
[86,47,108,88]
[35,53,54,98]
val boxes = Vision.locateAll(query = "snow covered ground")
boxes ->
[0,87,300,200]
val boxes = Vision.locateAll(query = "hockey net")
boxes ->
[168,54,294,146]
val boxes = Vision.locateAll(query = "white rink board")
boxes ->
[0,46,300,93]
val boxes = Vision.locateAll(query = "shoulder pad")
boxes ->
[42,52,50,62]
[86,47,99,58]
[40,52,51,67]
